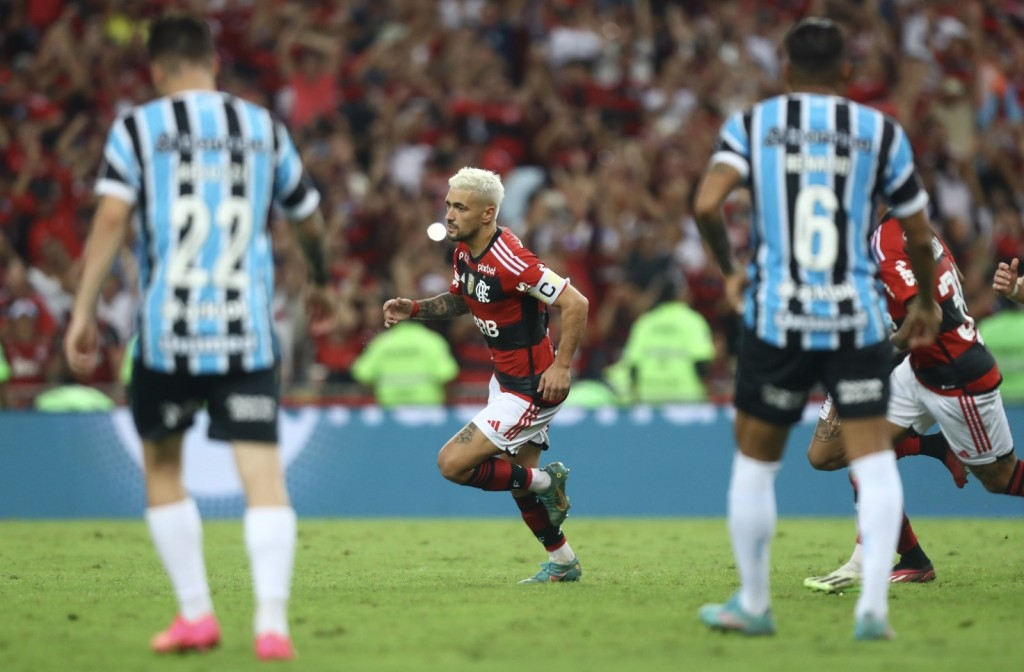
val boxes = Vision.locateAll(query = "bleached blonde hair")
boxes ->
[449,166,505,218]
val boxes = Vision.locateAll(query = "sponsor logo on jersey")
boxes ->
[163,299,249,322]
[465,273,476,296]
[894,260,917,287]
[774,312,869,332]
[159,334,258,355]
[776,280,858,302]
[516,281,532,293]
[477,263,497,276]
[764,127,872,152]
[155,132,269,154]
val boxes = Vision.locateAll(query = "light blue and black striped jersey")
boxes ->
[96,90,320,375]
[711,93,929,351]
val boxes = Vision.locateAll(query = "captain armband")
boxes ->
[527,268,569,305]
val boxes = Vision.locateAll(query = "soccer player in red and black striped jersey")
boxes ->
[383,167,590,583]
[804,215,1024,591]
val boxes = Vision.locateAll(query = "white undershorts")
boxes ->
[471,376,561,454]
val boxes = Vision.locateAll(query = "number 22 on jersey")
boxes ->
[166,195,253,290]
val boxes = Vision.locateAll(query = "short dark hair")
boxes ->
[784,17,846,83]
[146,14,214,67]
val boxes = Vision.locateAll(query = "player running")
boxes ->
[382,167,590,584]
[804,215,1024,592]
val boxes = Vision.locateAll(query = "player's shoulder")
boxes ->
[844,98,904,133]
[495,227,537,257]
[220,92,274,119]
[497,225,523,246]
[496,227,543,268]
[746,93,791,116]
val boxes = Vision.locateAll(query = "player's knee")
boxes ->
[807,444,841,471]
[971,458,1014,493]
[436,450,468,483]
[977,473,1007,493]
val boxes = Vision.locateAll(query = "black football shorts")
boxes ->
[129,363,280,444]
[734,330,893,425]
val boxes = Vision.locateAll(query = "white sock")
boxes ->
[527,469,551,492]
[850,451,903,621]
[245,507,297,636]
[145,498,213,620]
[845,543,864,573]
[728,452,781,616]
[549,540,576,565]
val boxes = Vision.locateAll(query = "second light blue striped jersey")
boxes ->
[96,90,320,375]
[711,93,929,350]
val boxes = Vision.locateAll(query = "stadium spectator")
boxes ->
[96,270,134,344]
[0,258,57,339]
[351,320,459,407]
[0,0,1022,405]
[605,280,715,404]
[26,237,76,327]
[1,298,58,407]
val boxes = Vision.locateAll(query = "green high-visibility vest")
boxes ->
[352,322,459,407]
[615,302,715,403]
[978,310,1024,402]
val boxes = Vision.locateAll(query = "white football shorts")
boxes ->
[886,357,1013,466]
[817,357,1012,466]
[471,376,561,454]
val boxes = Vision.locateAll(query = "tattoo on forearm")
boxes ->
[298,210,328,286]
[417,293,468,319]
[698,215,735,275]
[454,423,477,444]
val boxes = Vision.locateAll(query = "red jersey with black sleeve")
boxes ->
[871,218,1000,395]
[450,227,568,404]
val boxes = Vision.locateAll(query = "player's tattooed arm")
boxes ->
[694,163,742,275]
[417,293,469,319]
[296,209,329,286]
[453,423,477,444]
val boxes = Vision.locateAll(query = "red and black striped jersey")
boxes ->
[450,227,567,403]
[872,218,1000,395]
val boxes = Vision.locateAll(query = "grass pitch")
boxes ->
[0,518,1019,672]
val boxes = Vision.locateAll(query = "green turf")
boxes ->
[0,518,1019,671]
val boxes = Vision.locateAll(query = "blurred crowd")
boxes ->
[2,0,1024,409]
